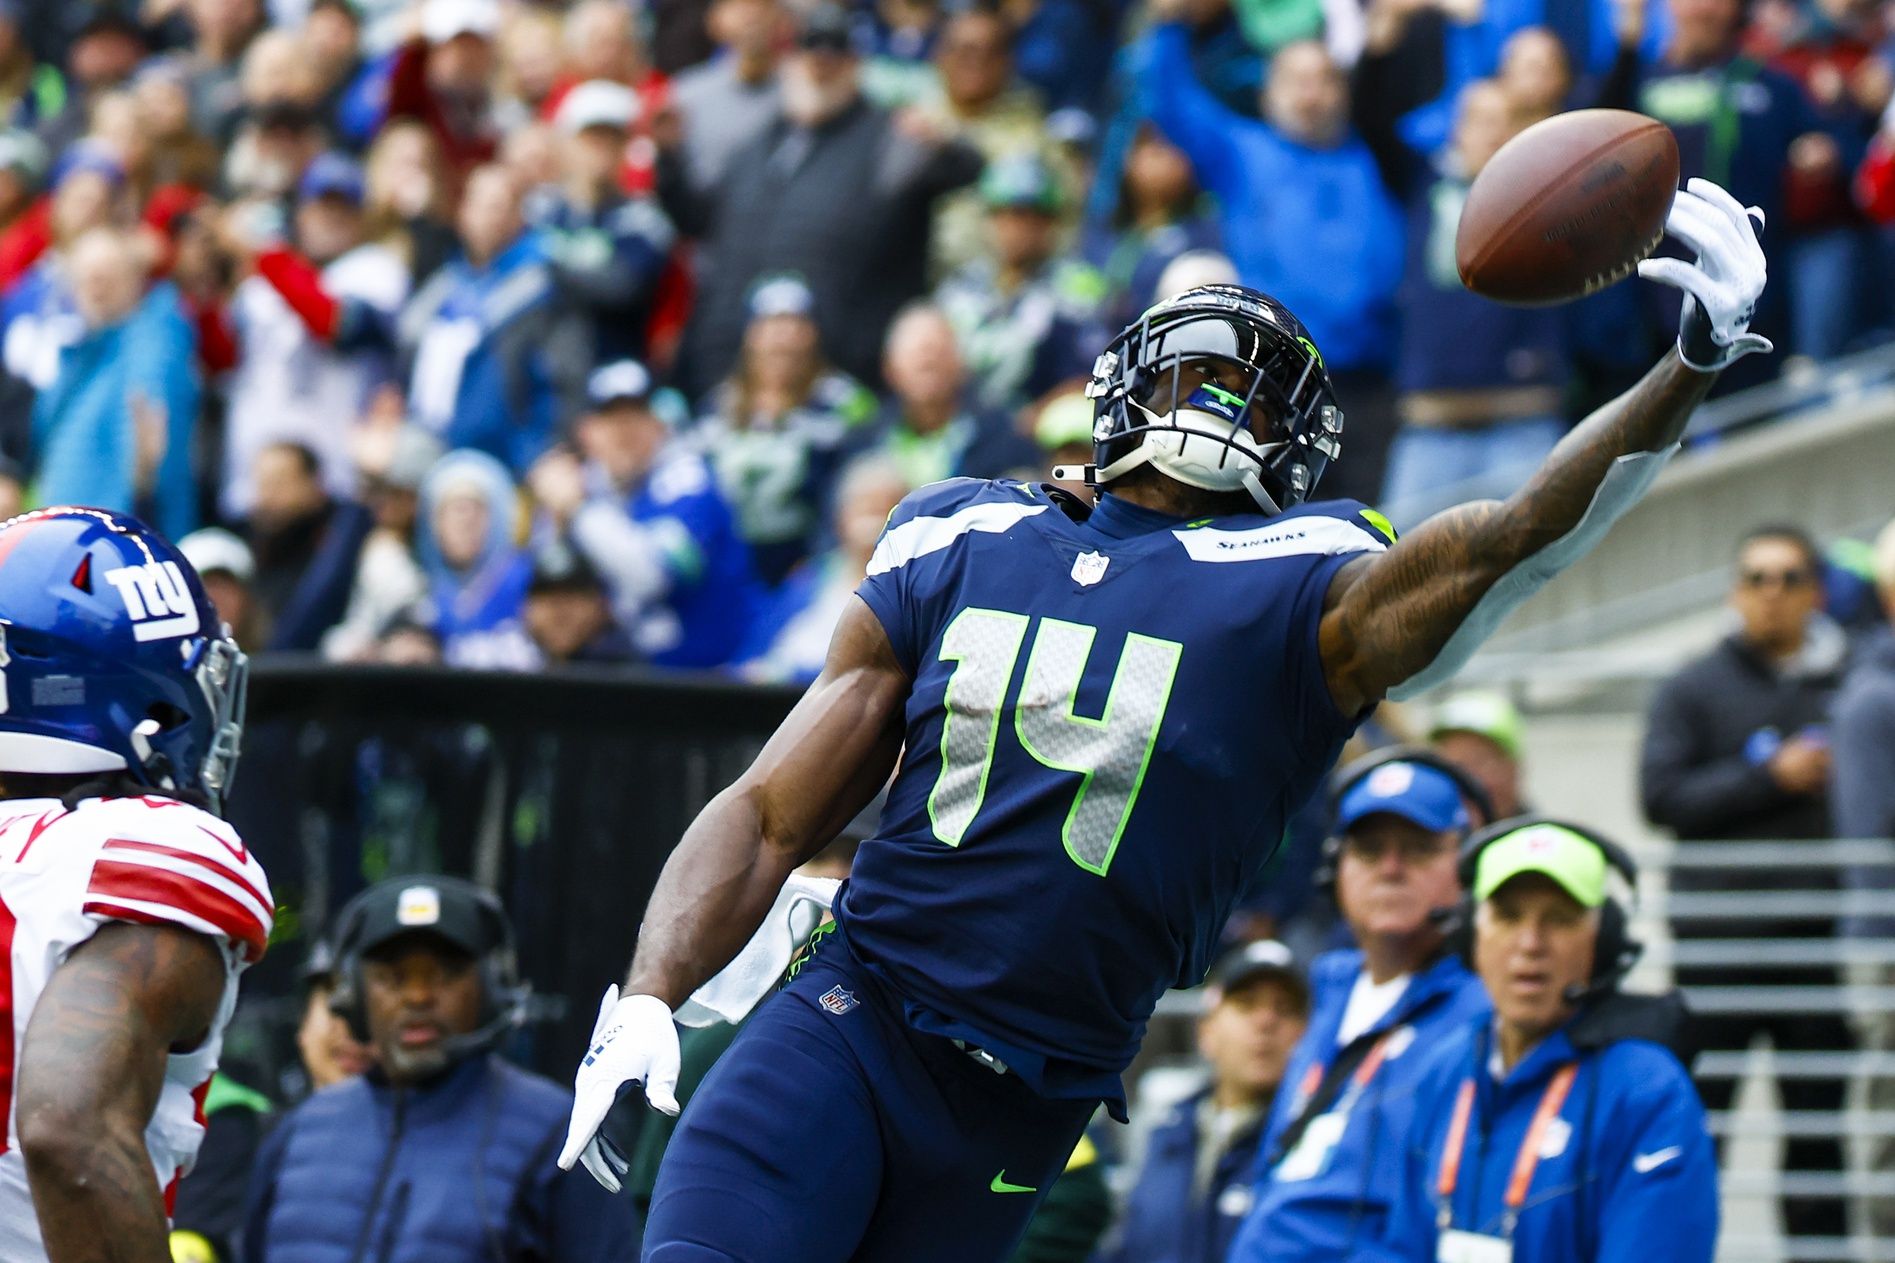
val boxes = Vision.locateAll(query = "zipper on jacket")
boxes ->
[349,1086,408,1263]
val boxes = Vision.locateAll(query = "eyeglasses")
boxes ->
[1738,568,1814,591]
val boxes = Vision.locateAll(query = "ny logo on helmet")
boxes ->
[102,561,201,642]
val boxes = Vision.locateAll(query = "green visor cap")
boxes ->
[1473,823,1608,907]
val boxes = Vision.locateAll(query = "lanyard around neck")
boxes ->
[1434,1062,1579,1234]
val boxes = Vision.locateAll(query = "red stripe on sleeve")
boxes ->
[100,837,270,912]
[84,863,268,961]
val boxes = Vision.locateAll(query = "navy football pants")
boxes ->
[642,935,1097,1261]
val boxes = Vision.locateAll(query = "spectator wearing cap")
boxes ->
[242,876,639,1263]
[244,439,374,652]
[527,79,677,365]
[667,2,983,394]
[527,359,760,669]
[740,452,910,682]
[0,3,70,139]
[454,537,637,670]
[294,939,374,1098]
[934,153,1105,415]
[398,163,591,475]
[417,446,533,663]
[385,0,504,181]
[179,527,264,650]
[1133,7,1404,503]
[1381,821,1715,1263]
[1100,943,1310,1263]
[849,303,1039,488]
[666,0,787,197]
[30,225,202,542]
[914,5,1075,278]
[217,151,411,520]
[223,99,329,203]
[1228,752,1490,1263]
[1429,691,1530,820]
[1640,522,1853,1246]
[542,0,671,139]
[60,12,147,135]
[322,421,443,662]
[693,273,878,585]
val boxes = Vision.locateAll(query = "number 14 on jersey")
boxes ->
[928,607,1183,878]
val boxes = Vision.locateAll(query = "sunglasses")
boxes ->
[1738,568,1814,590]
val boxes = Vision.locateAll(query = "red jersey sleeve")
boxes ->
[81,805,274,964]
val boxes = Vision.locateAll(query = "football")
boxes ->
[1455,109,1680,307]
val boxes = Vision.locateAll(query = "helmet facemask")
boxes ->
[1087,287,1345,513]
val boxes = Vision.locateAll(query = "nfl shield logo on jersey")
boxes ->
[1071,551,1110,586]
[819,985,858,1015]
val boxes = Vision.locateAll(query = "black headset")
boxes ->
[1444,816,1644,1004]
[326,875,533,1056]
[1313,745,1498,897]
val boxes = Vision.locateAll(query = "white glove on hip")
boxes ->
[557,986,681,1193]
[1637,177,1773,372]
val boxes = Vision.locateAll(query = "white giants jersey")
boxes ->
[0,795,272,1258]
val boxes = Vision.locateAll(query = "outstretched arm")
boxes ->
[1319,179,1772,714]
[561,598,908,1189]
[625,599,908,1006]
[18,923,226,1263]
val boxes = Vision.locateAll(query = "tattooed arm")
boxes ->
[1319,350,1712,715]
[17,922,226,1263]
[1319,179,1773,714]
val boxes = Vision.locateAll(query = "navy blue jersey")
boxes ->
[839,478,1391,1098]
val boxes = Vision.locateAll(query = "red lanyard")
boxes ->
[1434,1063,1579,1228]
[1294,1028,1397,1115]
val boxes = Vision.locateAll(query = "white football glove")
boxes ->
[557,986,681,1193]
[1637,177,1773,372]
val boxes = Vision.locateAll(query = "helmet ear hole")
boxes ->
[146,702,190,731]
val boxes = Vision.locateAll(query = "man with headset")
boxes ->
[242,877,638,1263]
[1229,748,1495,1262]
[1379,819,1715,1263]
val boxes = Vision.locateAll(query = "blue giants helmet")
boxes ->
[1086,284,1344,513]
[0,508,246,812]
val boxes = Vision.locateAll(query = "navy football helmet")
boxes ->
[0,507,246,811]
[1085,284,1344,512]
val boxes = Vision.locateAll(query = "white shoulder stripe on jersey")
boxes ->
[867,500,1049,577]
[1172,517,1389,564]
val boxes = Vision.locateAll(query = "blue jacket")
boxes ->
[242,1055,639,1263]
[1380,1020,1717,1263]
[1100,1088,1269,1263]
[1133,24,1403,372]
[400,233,592,476]
[1228,950,1491,1263]
[30,282,200,543]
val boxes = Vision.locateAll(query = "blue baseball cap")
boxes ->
[1336,760,1470,835]
[298,152,365,206]
[53,140,124,190]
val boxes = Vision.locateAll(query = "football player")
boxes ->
[0,507,271,1262]
[563,180,1769,1259]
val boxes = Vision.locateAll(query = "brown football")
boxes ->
[1455,109,1679,307]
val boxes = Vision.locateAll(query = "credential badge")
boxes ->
[1071,551,1110,586]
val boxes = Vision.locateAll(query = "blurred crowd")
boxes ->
[2,0,1895,679]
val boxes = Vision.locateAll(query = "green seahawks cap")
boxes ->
[979,154,1062,214]
[1430,691,1523,761]
[1473,823,1607,907]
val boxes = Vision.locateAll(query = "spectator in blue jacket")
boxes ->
[1381,820,1716,1263]
[1229,751,1493,1263]
[242,876,639,1263]
[399,163,592,475]
[1133,9,1405,501]
[527,360,761,670]
[30,226,200,542]
[1100,942,1310,1263]
[531,80,676,364]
